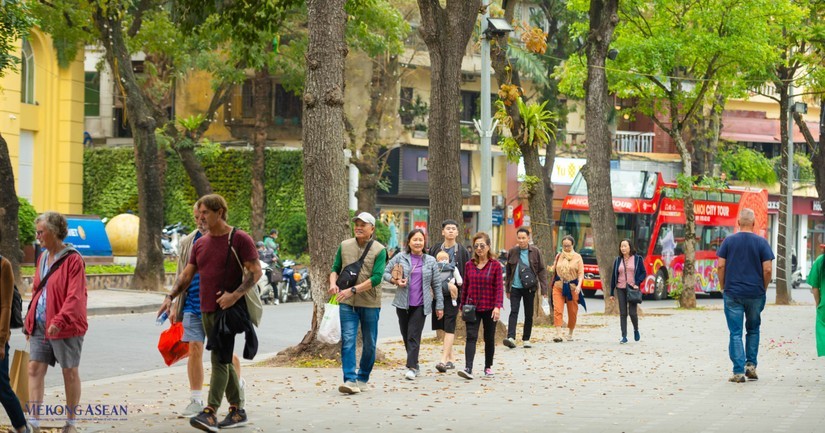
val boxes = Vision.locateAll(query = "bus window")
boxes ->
[653,224,685,256]
[707,191,721,201]
[635,214,653,254]
[642,172,657,199]
[692,190,707,200]
[558,210,596,257]
[721,193,740,203]
[699,225,734,251]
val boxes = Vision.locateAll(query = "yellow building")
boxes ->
[0,28,85,214]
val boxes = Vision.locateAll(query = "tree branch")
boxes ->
[792,112,818,155]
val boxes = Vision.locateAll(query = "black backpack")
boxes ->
[0,255,24,329]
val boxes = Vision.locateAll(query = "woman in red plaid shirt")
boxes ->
[458,232,503,380]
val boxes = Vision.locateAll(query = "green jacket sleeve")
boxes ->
[370,249,388,287]
[331,245,343,273]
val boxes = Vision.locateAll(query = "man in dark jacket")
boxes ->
[503,227,549,349]
[428,219,471,372]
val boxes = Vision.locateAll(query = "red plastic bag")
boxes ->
[158,322,189,366]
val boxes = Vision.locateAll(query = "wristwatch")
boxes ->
[351,286,357,294]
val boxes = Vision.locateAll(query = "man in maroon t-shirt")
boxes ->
[159,194,261,432]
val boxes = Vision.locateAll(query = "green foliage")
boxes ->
[280,212,308,256]
[719,146,777,184]
[506,44,550,89]
[0,0,35,77]
[17,197,37,246]
[494,97,557,162]
[83,148,305,235]
[770,152,815,183]
[345,0,410,57]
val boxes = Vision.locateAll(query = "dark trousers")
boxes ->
[0,343,26,429]
[465,310,496,372]
[507,288,535,340]
[616,288,639,337]
[397,306,426,369]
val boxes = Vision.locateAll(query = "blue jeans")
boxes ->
[0,343,27,429]
[723,293,766,374]
[340,304,380,383]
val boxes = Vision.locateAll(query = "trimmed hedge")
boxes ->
[84,147,306,247]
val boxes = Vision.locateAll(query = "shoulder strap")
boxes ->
[357,240,374,264]
[36,250,78,293]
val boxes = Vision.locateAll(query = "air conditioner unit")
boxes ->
[494,195,505,209]
[461,73,477,83]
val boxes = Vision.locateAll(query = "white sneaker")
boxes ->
[356,380,369,392]
[523,340,532,348]
[338,381,361,394]
[181,398,203,418]
[404,369,416,380]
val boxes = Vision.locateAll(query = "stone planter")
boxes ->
[22,273,178,291]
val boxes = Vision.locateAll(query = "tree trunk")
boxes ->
[0,133,26,291]
[775,81,792,304]
[672,133,698,308]
[352,55,401,214]
[95,8,166,291]
[792,106,825,256]
[689,91,725,178]
[299,0,350,348]
[250,70,271,242]
[417,0,480,245]
[176,145,213,197]
[583,0,620,316]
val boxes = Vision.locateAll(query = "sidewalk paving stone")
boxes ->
[13,302,823,433]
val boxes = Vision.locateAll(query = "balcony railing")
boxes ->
[613,131,655,153]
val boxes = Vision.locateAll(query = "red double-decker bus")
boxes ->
[557,170,768,299]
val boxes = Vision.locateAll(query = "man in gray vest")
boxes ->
[328,212,387,394]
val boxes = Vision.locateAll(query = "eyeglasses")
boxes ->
[473,243,487,249]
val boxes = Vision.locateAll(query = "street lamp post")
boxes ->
[474,3,512,235]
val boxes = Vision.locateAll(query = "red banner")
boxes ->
[514,204,524,227]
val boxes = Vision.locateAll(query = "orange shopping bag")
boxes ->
[157,322,189,366]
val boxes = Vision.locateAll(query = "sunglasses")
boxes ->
[473,243,487,249]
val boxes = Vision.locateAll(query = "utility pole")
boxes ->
[474,1,493,236]
[784,84,794,301]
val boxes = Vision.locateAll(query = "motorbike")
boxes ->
[161,222,189,257]
[257,260,278,305]
[277,259,311,304]
[791,255,805,289]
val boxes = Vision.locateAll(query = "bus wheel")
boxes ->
[653,270,668,300]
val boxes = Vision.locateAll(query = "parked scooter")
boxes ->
[277,259,311,304]
[791,253,804,289]
[161,222,189,257]
[257,260,278,305]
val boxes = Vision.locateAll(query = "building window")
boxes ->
[460,91,480,123]
[85,72,101,116]
[273,83,302,124]
[399,87,414,125]
[21,38,35,104]
[241,80,255,118]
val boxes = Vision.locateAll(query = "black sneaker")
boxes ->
[458,368,474,380]
[218,407,248,429]
[190,407,219,432]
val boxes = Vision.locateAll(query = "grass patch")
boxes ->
[20,261,177,276]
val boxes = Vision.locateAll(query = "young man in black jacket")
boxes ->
[428,219,471,372]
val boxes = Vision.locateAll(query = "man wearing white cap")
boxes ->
[328,212,387,394]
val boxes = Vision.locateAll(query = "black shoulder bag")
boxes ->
[0,255,24,329]
[462,263,494,322]
[336,240,374,291]
[517,251,538,290]
[625,256,643,304]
